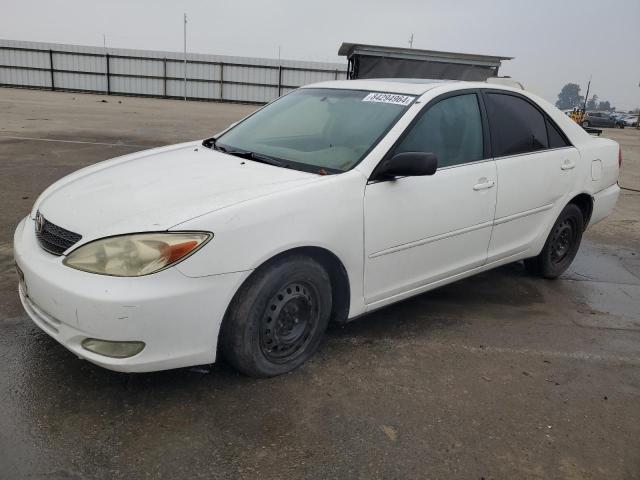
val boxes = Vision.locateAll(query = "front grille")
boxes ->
[35,213,82,255]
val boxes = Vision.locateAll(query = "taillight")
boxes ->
[618,147,623,168]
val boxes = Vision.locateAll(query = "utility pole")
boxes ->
[183,13,187,101]
[408,33,414,48]
[278,46,281,63]
[103,34,107,95]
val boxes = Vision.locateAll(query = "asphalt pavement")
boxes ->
[1,88,639,479]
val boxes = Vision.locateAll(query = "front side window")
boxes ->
[216,88,413,173]
[392,93,484,168]
[484,93,548,156]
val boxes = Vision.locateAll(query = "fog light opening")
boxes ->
[81,338,145,358]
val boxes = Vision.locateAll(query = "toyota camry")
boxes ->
[14,79,621,377]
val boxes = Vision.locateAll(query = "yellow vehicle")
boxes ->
[569,108,585,125]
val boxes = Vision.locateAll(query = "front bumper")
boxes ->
[13,216,251,372]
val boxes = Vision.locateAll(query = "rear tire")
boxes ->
[524,203,584,279]
[582,121,590,128]
[220,255,332,377]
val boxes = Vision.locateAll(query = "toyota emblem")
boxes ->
[35,212,45,234]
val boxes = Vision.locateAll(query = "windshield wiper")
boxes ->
[222,149,286,168]
[202,138,283,167]
[203,139,296,170]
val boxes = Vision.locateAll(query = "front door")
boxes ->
[363,92,497,305]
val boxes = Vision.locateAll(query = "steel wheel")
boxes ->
[220,255,332,377]
[523,203,584,279]
[549,217,577,264]
[260,281,319,363]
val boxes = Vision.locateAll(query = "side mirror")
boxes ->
[372,152,438,181]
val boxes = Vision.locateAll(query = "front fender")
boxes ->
[173,170,368,318]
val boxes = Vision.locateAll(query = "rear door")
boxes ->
[482,90,579,262]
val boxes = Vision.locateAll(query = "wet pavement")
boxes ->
[1,88,639,479]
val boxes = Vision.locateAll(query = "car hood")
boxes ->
[35,142,318,241]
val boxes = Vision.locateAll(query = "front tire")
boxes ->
[220,255,332,377]
[582,121,590,128]
[524,203,584,279]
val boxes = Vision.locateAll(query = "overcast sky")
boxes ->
[3,0,640,110]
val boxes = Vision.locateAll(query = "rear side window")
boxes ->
[393,93,484,168]
[484,93,548,156]
[546,118,570,149]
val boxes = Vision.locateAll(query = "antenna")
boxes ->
[408,33,414,48]
[583,75,592,111]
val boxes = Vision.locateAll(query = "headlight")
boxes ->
[63,232,212,276]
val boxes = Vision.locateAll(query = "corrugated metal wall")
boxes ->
[0,39,347,104]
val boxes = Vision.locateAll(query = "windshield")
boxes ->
[216,88,415,173]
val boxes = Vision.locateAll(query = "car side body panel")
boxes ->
[363,160,497,304]
[487,146,582,262]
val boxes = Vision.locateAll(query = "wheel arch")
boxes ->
[568,192,593,230]
[223,246,351,326]
[529,192,593,259]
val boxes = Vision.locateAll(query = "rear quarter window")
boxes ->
[546,118,571,149]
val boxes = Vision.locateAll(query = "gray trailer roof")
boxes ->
[339,43,513,81]
[338,43,512,67]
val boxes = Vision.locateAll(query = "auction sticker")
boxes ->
[362,92,415,106]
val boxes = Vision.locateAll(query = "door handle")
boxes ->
[561,159,576,170]
[473,179,495,191]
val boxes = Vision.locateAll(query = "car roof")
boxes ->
[302,78,519,96]
[302,78,459,95]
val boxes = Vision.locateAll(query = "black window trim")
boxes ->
[370,88,491,181]
[479,88,573,160]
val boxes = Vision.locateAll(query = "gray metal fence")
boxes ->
[0,39,347,104]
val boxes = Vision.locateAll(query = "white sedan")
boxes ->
[621,115,638,127]
[14,79,621,376]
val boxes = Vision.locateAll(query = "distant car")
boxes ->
[620,115,638,127]
[582,111,623,128]
[14,80,621,376]
[610,113,633,125]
